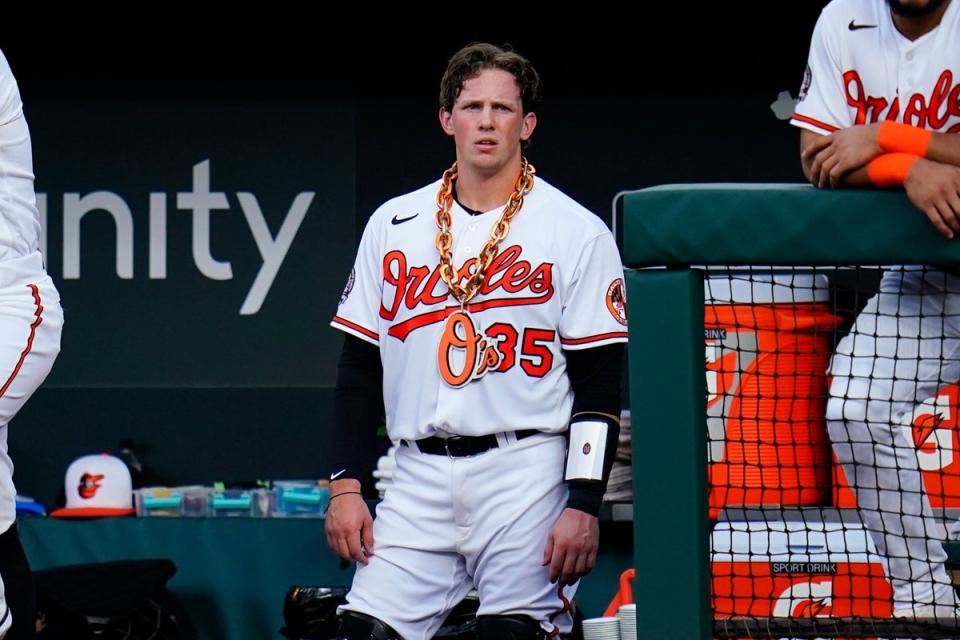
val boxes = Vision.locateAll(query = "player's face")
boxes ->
[887,0,948,18]
[439,68,537,179]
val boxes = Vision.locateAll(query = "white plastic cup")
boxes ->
[618,603,637,640]
[581,616,620,640]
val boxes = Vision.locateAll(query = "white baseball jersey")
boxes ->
[792,0,960,616]
[0,50,63,536]
[0,48,64,640]
[0,51,43,263]
[0,49,64,533]
[333,174,625,638]
[792,0,960,136]
[331,176,628,443]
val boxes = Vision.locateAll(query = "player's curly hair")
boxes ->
[439,43,541,116]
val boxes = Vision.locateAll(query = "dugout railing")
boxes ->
[624,184,960,639]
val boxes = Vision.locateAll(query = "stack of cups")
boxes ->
[618,604,637,640]
[581,616,620,640]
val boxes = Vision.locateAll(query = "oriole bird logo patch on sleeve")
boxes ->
[606,279,627,326]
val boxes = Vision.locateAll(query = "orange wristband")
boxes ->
[867,153,919,187]
[878,121,932,156]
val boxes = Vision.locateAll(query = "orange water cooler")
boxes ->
[712,515,893,639]
[705,274,843,518]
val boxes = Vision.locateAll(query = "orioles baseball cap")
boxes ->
[49,453,135,518]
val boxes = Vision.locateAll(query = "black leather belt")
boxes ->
[404,429,540,457]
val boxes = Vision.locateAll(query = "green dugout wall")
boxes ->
[624,184,960,639]
[21,517,632,640]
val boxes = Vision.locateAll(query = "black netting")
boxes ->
[706,265,960,638]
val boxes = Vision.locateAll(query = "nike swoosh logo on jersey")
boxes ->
[848,20,877,30]
[391,213,419,225]
[330,469,347,480]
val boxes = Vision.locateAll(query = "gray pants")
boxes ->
[828,266,960,615]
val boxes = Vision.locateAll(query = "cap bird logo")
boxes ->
[78,473,105,499]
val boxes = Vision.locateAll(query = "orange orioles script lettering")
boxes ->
[844,69,960,132]
[437,310,503,388]
[380,245,555,341]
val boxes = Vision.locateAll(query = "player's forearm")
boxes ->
[801,149,817,184]
[799,129,825,184]
[565,414,620,516]
[800,147,815,184]
[328,334,385,485]
[834,165,873,188]
[330,478,362,494]
[875,122,960,168]
[564,344,624,516]
[828,153,918,189]
[925,132,960,168]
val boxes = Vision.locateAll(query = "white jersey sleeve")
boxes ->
[558,231,628,350]
[0,51,22,127]
[0,49,41,260]
[791,8,849,135]
[331,213,384,346]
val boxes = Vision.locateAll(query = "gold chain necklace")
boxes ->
[434,158,536,305]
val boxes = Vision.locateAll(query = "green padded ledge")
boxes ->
[623,183,960,267]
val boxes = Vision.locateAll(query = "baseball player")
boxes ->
[792,0,960,620]
[324,43,628,639]
[0,50,64,640]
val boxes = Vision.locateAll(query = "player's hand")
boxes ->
[804,124,882,188]
[324,479,375,564]
[542,508,599,586]
[903,158,960,239]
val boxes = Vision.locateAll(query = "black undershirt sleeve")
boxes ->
[328,334,384,491]
[564,343,625,517]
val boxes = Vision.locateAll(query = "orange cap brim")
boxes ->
[49,507,135,518]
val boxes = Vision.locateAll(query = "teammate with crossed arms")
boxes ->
[324,43,628,639]
[793,0,960,620]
